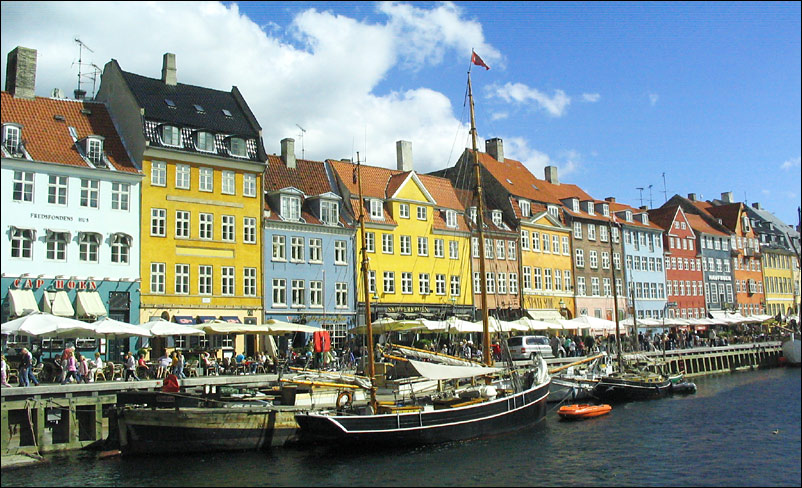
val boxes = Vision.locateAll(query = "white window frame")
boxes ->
[199,167,214,192]
[199,213,213,240]
[309,238,323,263]
[47,175,68,205]
[243,267,257,296]
[243,217,256,244]
[272,235,286,261]
[12,171,34,202]
[221,170,236,195]
[151,208,166,237]
[151,161,166,187]
[111,182,130,211]
[243,173,256,198]
[175,164,191,190]
[199,265,213,295]
[80,179,99,208]
[221,215,235,242]
[175,264,190,295]
[334,240,347,264]
[150,262,166,294]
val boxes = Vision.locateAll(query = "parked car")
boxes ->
[507,335,555,360]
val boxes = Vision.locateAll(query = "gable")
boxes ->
[392,173,435,204]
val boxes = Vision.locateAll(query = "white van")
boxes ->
[507,335,554,360]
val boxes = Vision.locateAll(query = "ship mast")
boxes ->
[467,72,492,368]
[356,153,378,412]
[609,218,624,373]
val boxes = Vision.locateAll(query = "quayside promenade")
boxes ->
[1,341,784,461]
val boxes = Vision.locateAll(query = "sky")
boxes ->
[2,1,800,225]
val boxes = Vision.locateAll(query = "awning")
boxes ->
[75,291,107,318]
[526,309,564,321]
[197,315,217,323]
[219,316,242,323]
[43,290,75,317]
[8,288,40,317]
[172,316,195,325]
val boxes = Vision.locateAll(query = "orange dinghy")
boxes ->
[558,404,612,420]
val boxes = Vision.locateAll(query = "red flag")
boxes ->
[471,50,490,70]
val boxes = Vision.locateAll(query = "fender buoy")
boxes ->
[336,390,353,409]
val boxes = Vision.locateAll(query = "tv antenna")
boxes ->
[295,124,306,160]
[636,187,645,207]
[648,184,654,208]
[662,172,668,203]
[72,38,99,99]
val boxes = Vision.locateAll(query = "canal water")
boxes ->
[3,367,800,487]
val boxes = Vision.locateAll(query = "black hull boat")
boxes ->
[593,372,672,403]
[295,376,550,447]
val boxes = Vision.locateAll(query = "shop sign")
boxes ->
[12,277,97,291]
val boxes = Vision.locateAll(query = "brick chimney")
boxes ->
[545,166,559,185]
[605,197,616,203]
[752,202,762,210]
[396,140,413,172]
[281,138,296,169]
[485,138,503,162]
[161,53,177,86]
[5,46,37,99]
[688,193,697,201]
[721,191,734,203]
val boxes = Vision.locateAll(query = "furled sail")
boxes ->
[408,359,502,380]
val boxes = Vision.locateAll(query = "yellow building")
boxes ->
[762,248,796,317]
[97,53,266,358]
[329,144,473,322]
[519,205,575,321]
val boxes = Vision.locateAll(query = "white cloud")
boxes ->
[491,112,509,121]
[780,156,801,170]
[488,82,571,117]
[649,92,659,106]
[0,1,501,174]
[582,93,600,102]
[503,137,580,179]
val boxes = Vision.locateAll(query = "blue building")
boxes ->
[263,139,355,350]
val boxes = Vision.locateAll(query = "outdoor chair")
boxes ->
[7,364,19,385]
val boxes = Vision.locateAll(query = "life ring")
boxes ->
[336,390,354,409]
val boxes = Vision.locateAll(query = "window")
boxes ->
[161,125,182,147]
[450,240,459,259]
[368,271,376,295]
[492,210,502,226]
[12,171,34,202]
[272,279,287,307]
[599,226,608,242]
[196,131,216,152]
[576,276,586,296]
[370,200,384,219]
[446,210,457,228]
[151,161,166,186]
[520,200,530,217]
[451,276,461,297]
[564,270,572,291]
[291,280,305,307]
[321,200,339,225]
[281,195,301,221]
[383,271,395,293]
[548,205,560,218]
[575,248,585,267]
[497,272,507,294]
[603,278,611,296]
[309,238,322,263]
[562,236,570,255]
[228,137,247,157]
[242,268,256,297]
[199,213,213,240]
[521,230,530,250]
[86,137,103,165]
[544,269,552,290]
[602,251,610,270]
[542,233,550,253]
[399,203,409,219]
[47,175,68,205]
[508,241,516,260]
[419,273,431,295]
[243,173,256,197]
[532,231,540,251]
[199,265,213,295]
[496,240,505,259]
[533,268,542,290]
[436,274,446,295]
[221,171,236,195]
[382,234,393,254]
[174,164,191,190]
[485,272,495,294]
[243,217,256,244]
[335,283,348,308]
[591,277,600,296]
[573,222,582,239]
[151,208,166,236]
[401,272,413,294]
[335,240,347,264]
[10,227,34,259]
[3,124,21,153]
[150,263,165,294]
[199,167,214,192]
[365,232,375,253]
[509,273,518,294]
[111,182,130,211]
[310,281,323,307]
[554,269,562,291]
[175,210,190,238]
[417,237,428,256]
[485,238,494,259]
[80,179,99,208]
[175,264,189,294]
[474,272,482,294]
[111,233,131,264]
[272,235,286,260]
[435,239,445,258]
[552,235,560,254]
[221,215,235,242]
[587,224,596,241]
[79,232,100,262]
[522,267,532,290]
[417,206,427,220]
[291,236,304,262]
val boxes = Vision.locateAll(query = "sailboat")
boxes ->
[294,52,551,446]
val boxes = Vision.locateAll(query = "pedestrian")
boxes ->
[76,352,90,383]
[88,352,103,382]
[1,354,12,387]
[124,351,140,381]
[176,351,186,379]
[18,347,40,387]
[61,349,78,384]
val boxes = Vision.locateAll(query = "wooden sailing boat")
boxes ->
[294,52,551,446]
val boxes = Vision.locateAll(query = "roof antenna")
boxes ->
[662,172,668,203]
[72,38,94,100]
[648,184,654,209]
[636,187,645,207]
[295,124,306,161]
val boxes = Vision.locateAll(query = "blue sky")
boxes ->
[2,1,800,223]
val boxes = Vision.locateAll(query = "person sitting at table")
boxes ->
[88,352,103,382]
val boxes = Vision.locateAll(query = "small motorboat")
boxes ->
[670,381,697,395]
[557,403,612,420]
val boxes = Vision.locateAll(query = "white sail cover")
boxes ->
[392,346,481,367]
[408,359,503,380]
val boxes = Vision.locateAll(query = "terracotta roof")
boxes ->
[418,174,464,211]
[706,203,742,232]
[685,213,729,236]
[608,201,663,230]
[264,155,332,196]
[471,150,564,205]
[646,205,679,231]
[1,92,139,173]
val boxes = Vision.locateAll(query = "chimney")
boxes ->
[396,140,413,172]
[545,165,559,185]
[5,46,37,99]
[752,202,762,210]
[605,197,616,203]
[281,138,296,169]
[74,88,86,100]
[640,205,648,211]
[721,192,733,203]
[485,138,503,162]
[161,53,177,86]
[688,193,697,201]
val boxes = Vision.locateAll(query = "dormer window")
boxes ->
[3,123,22,154]
[221,109,233,118]
[369,199,384,220]
[492,210,503,226]
[228,137,247,157]
[280,195,302,221]
[641,214,649,225]
[164,99,176,108]
[321,200,339,226]
[193,104,205,114]
[446,210,457,228]
[572,198,579,213]
[603,204,610,217]
[195,131,216,153]
[547,205,559,218]
[161,125,182,147]
[625,210,633,222]
[469,206,477,224]
[586,202,595,215]
[520,200,530,218]
[86,136,104,165]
